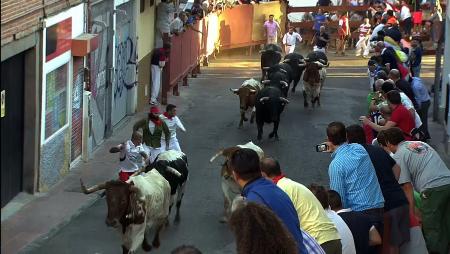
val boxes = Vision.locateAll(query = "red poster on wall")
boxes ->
[46,18,72,62]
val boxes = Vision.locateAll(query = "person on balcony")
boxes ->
[150,43,170,106]
[170,12,188,36]
[156,0,176,48]
[263,14,281,45]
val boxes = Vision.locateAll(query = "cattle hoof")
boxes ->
[243,117,248,122]
[257,135,262,141]
[142,240,152,252]
[174,214,181,224]
[304,102,308,108]
[291,87,295,93]
[268,132,275,139]
[275,136,279,141]
[219,216,228,223]
[152,239,161,248]
[122,245,130,254]
[238,125,243,129]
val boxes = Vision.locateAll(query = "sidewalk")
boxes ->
[0,92,192,254]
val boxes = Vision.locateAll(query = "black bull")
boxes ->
[260,44,282,79]
[255,86,289,140]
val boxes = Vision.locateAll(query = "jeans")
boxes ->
[411,65,421,78]
[417,100,431,139]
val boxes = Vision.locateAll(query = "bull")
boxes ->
[255,86,290,140]
[264,63,292,97]
[230,78,263,128]
[260,44,282,80]
[80,150,188,254]
[299,53,329,108]
[283,53,306,93]
[209,141,264,222]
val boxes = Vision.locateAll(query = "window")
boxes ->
[45,64,68,139]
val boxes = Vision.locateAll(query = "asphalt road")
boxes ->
[21,51,391,254]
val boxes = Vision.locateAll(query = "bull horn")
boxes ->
[259,50,266,54]
[282,59,290,63]
[259,97,270,102]
[262,67,270,71]
[166,166,182,177]
[298,63,306,67]
[230,88,239,93]
[80,179,107,194]
[279,97,290,104]
[249,89,257,93]
[209,150,223,163]
[279,69,288,74]
[280,81,289,87]
[315,61,325,68]
[261,80,271,84]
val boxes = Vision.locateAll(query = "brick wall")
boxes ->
[1,0,83,46]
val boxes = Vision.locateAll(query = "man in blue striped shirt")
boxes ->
[325,122,385,236]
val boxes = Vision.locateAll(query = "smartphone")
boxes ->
[315,143,329,152]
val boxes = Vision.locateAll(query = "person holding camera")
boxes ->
[322,122,385,234]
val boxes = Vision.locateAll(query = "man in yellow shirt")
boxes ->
[261,157,342,254]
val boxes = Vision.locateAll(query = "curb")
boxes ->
[18,194,101,253]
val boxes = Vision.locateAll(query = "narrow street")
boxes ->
[20,51,440,254]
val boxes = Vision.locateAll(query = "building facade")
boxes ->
[1,0,152,206]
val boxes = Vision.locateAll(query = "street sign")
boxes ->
[1,90,5,118]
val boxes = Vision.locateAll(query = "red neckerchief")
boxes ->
[163,112,173,120]
[150,118,162,126]
[272,174,286,184]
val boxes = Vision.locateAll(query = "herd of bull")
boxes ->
[231,44,330,140]
[74,45,331,254]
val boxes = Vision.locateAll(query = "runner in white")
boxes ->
[160,104,186,152]
[282,26,302,54]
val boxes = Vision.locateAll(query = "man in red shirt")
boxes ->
[336,12,349,56]
[360,90,415,140]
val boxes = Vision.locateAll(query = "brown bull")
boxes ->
[230,78,263,128]
[300,60,327,108]
[80,166,178,253]
[209,142,264,222]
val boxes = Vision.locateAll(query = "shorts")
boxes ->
[119,171,135,182]
[412,11,423,25]
[385,204,411,245]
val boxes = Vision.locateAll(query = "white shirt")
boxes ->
[170,17,185,34]
[160,114,186,140]
[119,140,147,172]
[400,5,411,21]
[282,32,302,46]
[326,209,357,254]
[399,92,422,128]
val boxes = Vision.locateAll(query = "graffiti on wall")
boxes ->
[113,36,136,101]
[112,0,136,127]
[89,2,112,147]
